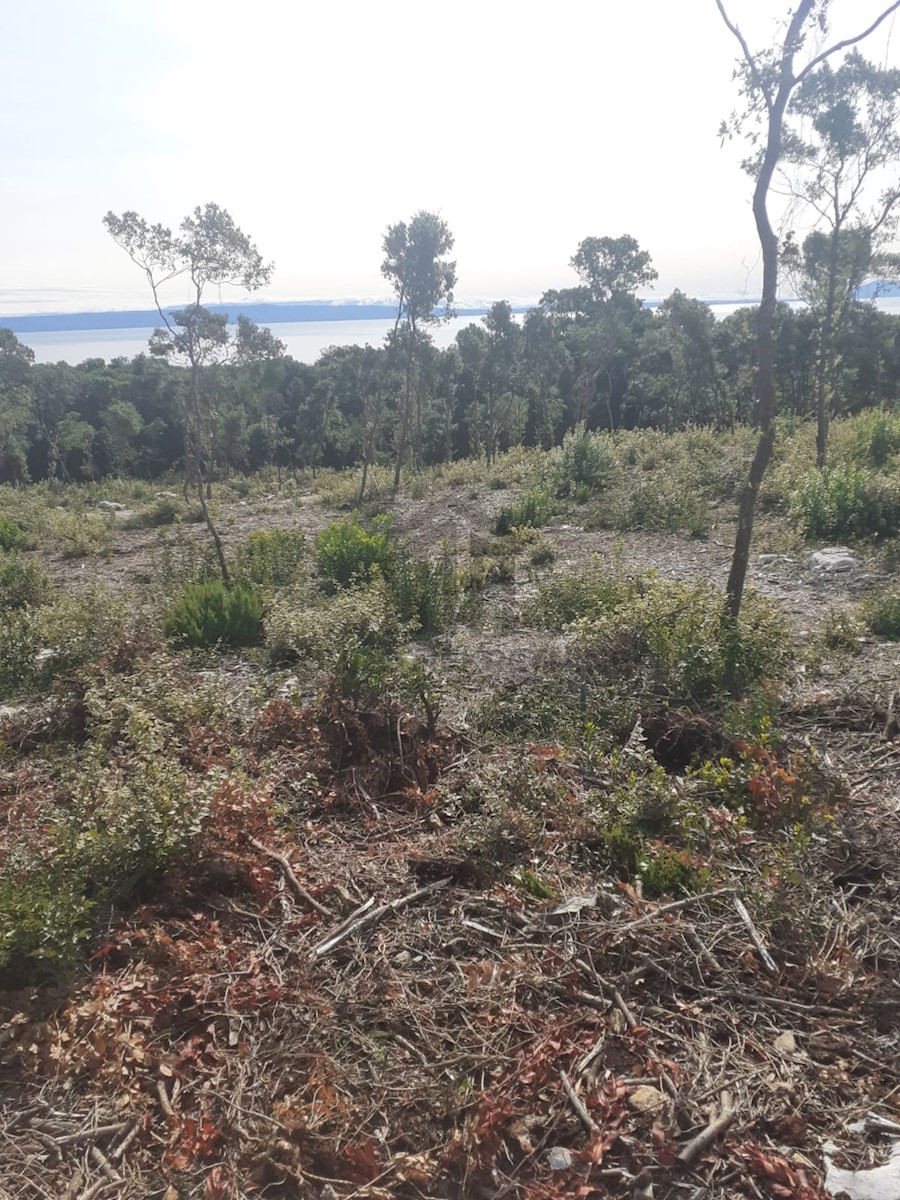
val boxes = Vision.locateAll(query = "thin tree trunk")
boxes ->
[188,364,230,586]
[815,228,841,468]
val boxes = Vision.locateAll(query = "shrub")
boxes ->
[494,489,555,536]
[0,552,48,610]
[789,464,900,541]
[234,528,308,589]
[0,612,37,700]
[265,578,409,704]
[122,496,182,529]
[389,545,460,634]
[315,513,393,592]
[529,540,556,568]
[0,515,24,552]
[604,476,709,538]
[163,581,262,649]
[52,510,117,559]
[550,425,618,498]
[32,588,129,679]
[819,607,863,653]
[862,589,900,640]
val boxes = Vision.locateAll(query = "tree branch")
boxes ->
[715,0,774,111]
[795,1,900,84]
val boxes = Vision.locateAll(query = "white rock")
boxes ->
[812,547,860,572]
[98,500,124,511]
[758,554,779,566]
[548,1147,574,1171]
[155,491,178,500]
[824,1140,900,1200]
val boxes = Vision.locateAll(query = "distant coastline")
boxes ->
[2,301,515,335]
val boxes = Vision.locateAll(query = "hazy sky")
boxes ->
[2,0,899,315]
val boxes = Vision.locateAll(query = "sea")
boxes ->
[12,298,900,367]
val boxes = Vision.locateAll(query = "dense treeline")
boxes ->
[3,258,900,486]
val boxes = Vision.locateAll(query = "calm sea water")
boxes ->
[18,316,484,366]
[16,299,900,366]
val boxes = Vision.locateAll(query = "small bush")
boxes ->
[163,581,262,649]
[789,464,900,541]
[0,612,37,700]
[819,607,864,653]
[0,552,48,610]
[550,425,618,498]
[32,589,128,679]
[389,545,460,634]
[529,540,556,568]
[494,489,555,535]
[234,528,308,589]
[122,497,182,529]
[52,510,117,559]
[605,476,709,538]
[0,515,25,552]
[862,589,900,640]
[315,513,393,592]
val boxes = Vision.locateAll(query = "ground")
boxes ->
[0,475,898,1200]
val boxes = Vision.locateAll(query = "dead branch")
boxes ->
[733,895,778,975]
[248,835,333,918]
[312,878,451,958]
[677,1093,736,1166]
[560,1070,599,1134]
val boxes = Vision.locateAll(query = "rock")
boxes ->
[758,554,779,566]
[812,546,860,572]
[548,1147,574,1171]
[155,491,178,500]
[628,1085,670,1118]
[0,705,26,722]
[773,1030,798,1056]
[98,500,124,511]
[824,1139,900,1200]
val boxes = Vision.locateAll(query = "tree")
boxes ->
[103,203,273,583]
[780,49,900,464]
[0,329,34,484]
[716,0,900,619]
[381,211,456,491]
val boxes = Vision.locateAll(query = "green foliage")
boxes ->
[52,509,117,559]
[851,409,900,468]
[0,552,48,610]
[163,581,262,649]
[819,607,864,653]
[494,489,555,535]
[862,588,900,639]
[234,528,308,589]
[0,515,24,552]
[550,425,618,498]
[315,513,393,592]
[529,540,556,568]
[265,577,429,707]
[122,496,183,529]
[389,544,460,634]
[789,464,900,540]
[0,612,37,700]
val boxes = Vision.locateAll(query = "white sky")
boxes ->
[2,0,899,315]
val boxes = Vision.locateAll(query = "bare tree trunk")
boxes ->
[815,228,841,468]
[723,0,817,620]
[188,365,230,586]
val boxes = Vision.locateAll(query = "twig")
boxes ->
[89,1146,122,1183]
[732,895,778,975]
[312,878,451,958]
[677,1092,736,1166]
[61,1170,84,1200]
[53,1121,130,1147]
[248,836,333,918]
[560,1070,598,1134]
[156,1079,175,1118]
[612,888,734,934]
[109,1119,140,1162]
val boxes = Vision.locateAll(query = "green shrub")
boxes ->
[122,496,182,529]
[389,545,460,634]
[550,425,618,498]
[819,607,864,653]
[850,409,900,468]
[234,528,308,589]
[0,612,37,700]
[266,578,411,704]
[494,489,555,535]
[0,515,25,552]
[163,581,262,649]
[0,552,48,610]
[529,540,556,568]
[52,510,117,559]
[528,555,644,630]
[151,525,219,591]
[315,513,393,592]
[862,589,900,640]
[607,476,709,538]
[789,464,900,541]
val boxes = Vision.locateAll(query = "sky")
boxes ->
[2,0,900,316]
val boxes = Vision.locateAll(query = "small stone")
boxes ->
[548,1146,574,1170]
[628,1085,668,1117]
[812,547,859,572]
[98,500,124,511]
[773,1030,797,1056]
[758,553,779,566]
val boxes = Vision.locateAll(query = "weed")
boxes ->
[316,513,393,592]
[234,528,308,589]
[789,464,900,541]
[862,588,900,639]
[390,545,460,634]
[0,553,48,610]
[0,516,25,552]
[494,489,555,536]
